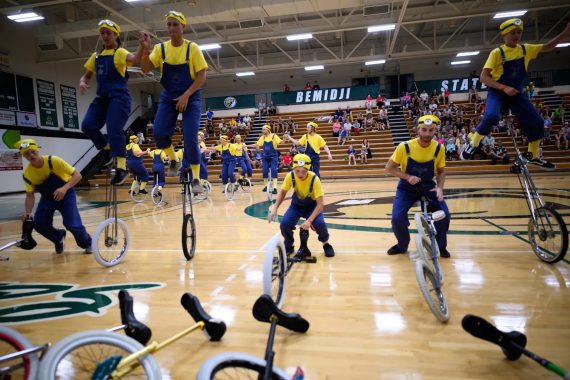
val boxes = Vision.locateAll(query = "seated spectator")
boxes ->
[401,92,411,108]
[490,140,510,165]
[352,120,361,135]
[346,106,353,121]
[332,121,341,137]
[419,90,429,103]
[555,121,569,150]
[278,151,293,171]
[283,83,290,92]
[253,147,263,169]
[136,131,145,144]
[551,105,565,123]
[243,114,252,129]
[304,81,312,90]
[362,138,372,160]
[360,141,368,164]
[364,113,374,130]
[543,115,553,143]
[526,82,535,100]
[468,85,478,103]
[378,107,389,128]
[338,124,349,145]
[312,81,320,90]
[430,89,440,104]
[365,93,373,109]
[445,137,457,160]
[146,120,154,137]
[482,132,495,150]
[376,94,385,108]
[257,98,267,118]
[347,145,357,165]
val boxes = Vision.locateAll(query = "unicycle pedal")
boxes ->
[510,164,522,174]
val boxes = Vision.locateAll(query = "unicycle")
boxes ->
[150,172,164,206]
[195,179,211,201]
[263,229,317,308]
[181,169,196,261]
[239,177,252,193]
[129,176,147,203]
[224,182,237,201]
[266,173,275,202]
[413,190,449,322]
[508,126,568,263]
[92,165,130,267]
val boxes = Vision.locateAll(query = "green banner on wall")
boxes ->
[271,85,380,106]
[414,77,488,94]
[206,94,255,110]
[60,85,79,129]
[36,79,57,128]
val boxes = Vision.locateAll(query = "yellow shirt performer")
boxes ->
[385,115,451,258]
[140,10,208,194]
[16,139,92,254]
[79,19,143,186]
[254,125,282,194]
[268,154,335,257]
[214,135,238,192]
[285,121,333,178]
[461,19,570,169]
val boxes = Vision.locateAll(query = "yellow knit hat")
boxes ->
[129,135,138,142]
[262,124,271,132]
[98,19,121,35]
[14,139,40,155]
[307,121,318,130]
[418,115,441,127]
[165,10,186,26]
[292,153,312,170]
[500,18,523,35]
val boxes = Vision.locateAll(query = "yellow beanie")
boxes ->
[500,18,523,35]
[165,10,186,26]
[307,121,318,130]
[418,115,441,127]
[14,139,40,155]
[262,124,271,132]
[292,153,312,170]
[98,19,121,35]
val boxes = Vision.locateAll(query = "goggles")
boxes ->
[18,141,34,150]
[98,19,121,34]
[165,10,186,25]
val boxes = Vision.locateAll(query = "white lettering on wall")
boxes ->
[452,79,460,91]
[460,79,469,91]
[330,89,338,101]
[305,91,312,102]
[296,92,304,103]
[441,80,449,93]
[313,90,323,101]
[324,89,329,101]
[345,88,351,99]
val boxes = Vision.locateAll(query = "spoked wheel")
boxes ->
[37,330,161,379]
[240,178,252,193]
[414,212,430,239]
[129,181,147,203]
[0,325,39,380]
[414,234,443,283]
[92,217,130,267]
[267,181,275,202]
[182,187,196,261]
[529,205,568,264]
[415,260,449,323]
[195,180,211,201]
[196,352,289,380]
[151,186,163,206]
[225,183,236,201]
[262,235,287,308]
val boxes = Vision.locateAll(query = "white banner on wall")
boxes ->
[16,112,37,128]
[0,128,22,170]
[0,109,16,126]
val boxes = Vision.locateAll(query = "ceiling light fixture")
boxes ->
[456,51,480,57]
[236,72,255,77]
[367,24,396,33]
[199,43,221,51]
[451,60,471,65]
[493,10,527,19]
[365,60,386,66]
[7,12,44,22]
[555,43,570,48]
[286,33,313,41]
[305,65,324,71]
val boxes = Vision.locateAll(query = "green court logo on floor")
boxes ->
[0,282,164,325]
[245,187,570,236]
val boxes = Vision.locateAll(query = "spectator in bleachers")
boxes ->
[376,94,386,109]
[428,101,438,114]
[338,122,349,144]
[283,83,290,92]
[445,136,458,160]
[365,113,374,130]
[468,85,478,103]
[543,114,553,143]
[490,140,510,164]
[146,120,154,138]
[352,119,361,136]
[555,121,569,150]
[401,92,411,108]
[278,151,293,172]
[360,140,369,164]
[378,106,389,128]
[332,120,341,137]
[346,106,353,121]
[243,113,252,129]
[206,108,214,124]
[443,88,451,105]
[258,98,267,118]
[268,101,277,115]
[347,145,357,166]
[136,131,145,144]
[365,93,373,109]
[253,146,263,169]
[304,82,312,90]
[526,81,535,99]
[419,90,429,103]
[430,89,440,104]
[551,105,565,123]
[312,81,320,90]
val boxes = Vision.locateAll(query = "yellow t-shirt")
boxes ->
[233,143,248,157]
[149,40,208,79]
[215,143,237,156]
[483,43,542,81]
[199,141,206,152]
[84,48,131,77]
[150,149,166,163]
[176,148,184,160]
[257,134,281,149]
[281,171,324,200]
[23,155,75,193]
[390,139,445,174]
[126,143,143,156]
[299,133,326,154]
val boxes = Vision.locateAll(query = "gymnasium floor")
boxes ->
[0,172,569,379]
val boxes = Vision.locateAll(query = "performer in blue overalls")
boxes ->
[285,121,333,178]
[215,135,238,192]
[268,154,335,257]
[79,19,143,185]
[16,139,92,254]
[385,115,451,258]
[140,11,208,194]
[233,135,253,184]
[198,131,210,181]
[126,135,150,194]
[461,19,570,169]
[254,125,282,194]
[149,147,167,196]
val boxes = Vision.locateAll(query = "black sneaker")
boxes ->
[180,184,185,194]
[168,160,182,177]
[101,150,114,167]
[55,230,66,254]
[139,188,148,194]
[323,243,335,257]
[84,246,93,255]
[272,188,278,195]
[387,244,406,255]
[286,247,295,256]
[262,186,267,192]
[460,141,475,160]
[111,168,129,185]
[440,248,451,258]
[191,178,203,195]
[529,157,556,171]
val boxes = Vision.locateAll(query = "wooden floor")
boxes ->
[1,173,569,379]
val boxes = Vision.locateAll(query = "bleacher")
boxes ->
[87,92,570,187]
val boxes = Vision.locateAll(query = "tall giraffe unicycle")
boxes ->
[92,163,130,267]
[181,169,196,260]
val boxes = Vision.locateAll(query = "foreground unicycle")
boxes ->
[181,170,196,260]
[129,176,147,203]
[93,166,130,267]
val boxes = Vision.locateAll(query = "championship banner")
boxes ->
[0,128,22,171]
